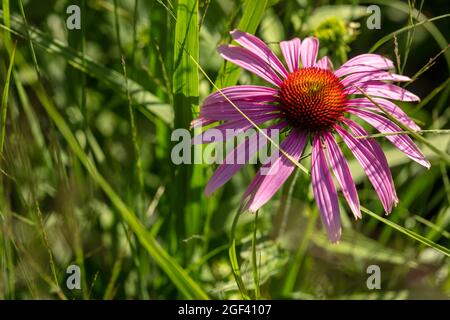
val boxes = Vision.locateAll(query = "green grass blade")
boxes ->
[1,0,9,36]
[362,0,450,69]
[33,84,209,300]
[0,42,15,153]
[215,0,268,88]
[361,206,450,257]
[173,0,199,126]
[414,77,450,112]
[103,252,125,300]
[113,0,122,54]
[368,13,450,54]
[0,10,173,124]
[172,0,202,254]
[122,56,144,191]
[399,0,424,73]
[251,212,260,299]
[35,203,63,298]
[229,205,250,299]
[415,214,450,240]
[282,208,318,296]
[17,0,40,77]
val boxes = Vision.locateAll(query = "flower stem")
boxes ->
[251,212,260,299]
[229,203,250,299]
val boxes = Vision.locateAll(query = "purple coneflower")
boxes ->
[192,30,430,242]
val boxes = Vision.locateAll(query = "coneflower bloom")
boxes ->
[192,30,430,243]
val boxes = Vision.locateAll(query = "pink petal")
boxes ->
[196,85,282,126]
[315,56,334,70]
[203,85,279,107]
[300,37,319,68]
[201,102,280,121]
[347,108,430,168]
[245,129,307,212]
[192,113,280,144]
[280,38,301,73]
[231,30,288,78]
[341,71,410,88]
[343,118,398,206]
[334,54,394,78]
[323,131,361,219]
[311,135,342,243]
[335,122,398,213]
[344,81,420,102]
[205,122,287,196]
[218,45,283,87]
[346,97,420,131]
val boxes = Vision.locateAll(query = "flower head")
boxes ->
[193,30,430,243]
[280,67,346,131]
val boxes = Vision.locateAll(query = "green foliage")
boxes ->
[0,0,449,300]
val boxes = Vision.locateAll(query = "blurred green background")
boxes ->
[0,0,449,299]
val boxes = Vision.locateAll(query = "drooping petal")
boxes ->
[341,71,410,88]
[231,30,289,78]
[245,129,307,212]
[205,122,288,196]
[218,45,283,87]
[311,135,342,243]
[300,37,319,68]
[194,85,281,127]
[334,54,394,78]
[201,86,279,120]
[344,81,420,102]
[203,85,279,107]
[343,118,398,205]
[346,97,420,131]
[315,56,333,71]
[323,131,361,219]
[192,113,281,144]
[201,102,280,121]
[335,122,398,213]
[280,38,301,73]
[347,108,430,168]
